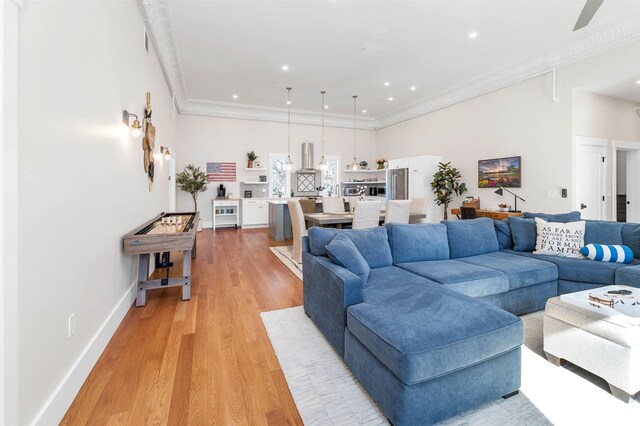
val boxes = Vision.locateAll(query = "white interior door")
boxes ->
[627,150,640,223]
[576,137,607,220]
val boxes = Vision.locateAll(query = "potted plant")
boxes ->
[176,164,208,231]
[247,151,258,168]
[431,162,467,220]
[376,158,387,170]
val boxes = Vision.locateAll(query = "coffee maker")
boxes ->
[217,184,226,199]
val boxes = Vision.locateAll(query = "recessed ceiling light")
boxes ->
[636,80,640,85]
[232,94,238,99]
[286,100,291,105]
[469,32,478,39]
[410,86,416,91]
[362,110,367,114]
[388,97,394,101]
[282,65,289,71]
[384,82,390,86]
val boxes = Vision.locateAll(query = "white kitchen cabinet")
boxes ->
[241,199,269,228]
[388,158,409,169]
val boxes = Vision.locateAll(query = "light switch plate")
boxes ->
[546,190,561,198]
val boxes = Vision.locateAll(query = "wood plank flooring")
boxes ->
[62,228,303,425]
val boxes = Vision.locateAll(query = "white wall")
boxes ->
[376,40,640,216]
[18,1,177,423]
[572,91,640,142]
[176,114,376,224]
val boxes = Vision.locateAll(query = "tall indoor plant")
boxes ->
[431,162,467,220]
[176,164,208,213]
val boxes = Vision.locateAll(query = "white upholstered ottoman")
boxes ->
[544,285,640,402]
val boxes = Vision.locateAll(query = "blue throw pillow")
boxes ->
[386,223,449,263]
[523,211,581,223]
[308,226,393,268]
[580,244,634,264]
[508,216,537,252]
[325,234,371,284]
[494,219,513,249]
[442,218,499,259]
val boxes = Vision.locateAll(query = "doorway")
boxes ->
[613,140,640,223]
[576,136,607,220]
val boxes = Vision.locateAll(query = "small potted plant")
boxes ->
[431,162,467,220]
[247,151,258,168]
[376,158,387,169]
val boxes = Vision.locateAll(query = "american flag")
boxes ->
[207,162,236,182]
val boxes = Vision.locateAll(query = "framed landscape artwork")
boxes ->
[478,156,521,188]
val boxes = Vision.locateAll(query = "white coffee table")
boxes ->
[544,285,640,402]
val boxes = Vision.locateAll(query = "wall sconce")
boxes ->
[160,146,171,160]
[122,110,142,137]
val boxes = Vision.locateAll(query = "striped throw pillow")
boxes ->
[580,244,634,264]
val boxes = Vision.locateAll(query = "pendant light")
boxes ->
[318,90,329,171]
[283,87,295,171]
[348,95,361,171]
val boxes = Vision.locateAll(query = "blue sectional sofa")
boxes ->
[302,214,640,425]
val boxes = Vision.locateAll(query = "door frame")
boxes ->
[575,136,608,220]
[612,140,640,222]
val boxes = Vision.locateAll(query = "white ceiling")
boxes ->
[145,0,640,127]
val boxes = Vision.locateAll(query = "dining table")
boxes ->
[303,212,427,228]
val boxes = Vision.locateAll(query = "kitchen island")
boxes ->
[268,200,293,241]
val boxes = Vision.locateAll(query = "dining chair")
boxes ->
[460,206,478,220]
[347,197,360,213]
[298,198,317,214]
[384,199,413,225]
[352,200,383,229]
[322,197,346,214]
[409,197,428,223]
[287,200,308,264]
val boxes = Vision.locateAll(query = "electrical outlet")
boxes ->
[68,314,76,338]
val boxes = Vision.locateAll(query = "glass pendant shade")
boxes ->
[318,156,329,171]
[283,155,294,171]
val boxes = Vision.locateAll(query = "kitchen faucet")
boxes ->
[336,184,340,197]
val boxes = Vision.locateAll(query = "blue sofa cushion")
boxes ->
[386,223,449,263]
[308,226,393,268]
[584,220,624,245]
[615,264,640,288]
[494,219,513,249]
[346,282,523,385]
[622,223,640,259]
[524,211,581,222]
[508,217,536,252]
[326,234,371,283]
[503,249,640,285]
[361,266,440,306]
[442,218,499,258]
[457,252,558,290]
[397,260,508,297]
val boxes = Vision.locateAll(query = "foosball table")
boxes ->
[123,212,199,306]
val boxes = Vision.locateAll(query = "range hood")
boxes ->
[297,142,321,173]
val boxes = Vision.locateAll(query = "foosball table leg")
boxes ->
[182,249,192,301]
[137,253,150,307]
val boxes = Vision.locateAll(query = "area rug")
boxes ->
[269,246,303,280]
[261,307,640,426]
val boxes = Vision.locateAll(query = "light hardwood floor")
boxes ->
[62,228,303,425]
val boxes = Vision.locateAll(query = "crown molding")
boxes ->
[137,0,188,107]
[140,0,640,130]
[376,13,640,129]
[181,99,380,130]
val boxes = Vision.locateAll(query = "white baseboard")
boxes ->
[30,281,137,425]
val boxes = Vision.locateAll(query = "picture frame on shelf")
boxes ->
[478,156,521,188]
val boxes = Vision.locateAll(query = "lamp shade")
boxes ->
[494,188,504,196]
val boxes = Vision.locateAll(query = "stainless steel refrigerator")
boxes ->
[387,168,409,200]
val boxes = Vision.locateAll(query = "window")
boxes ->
[269,154,291,197]
[322,156,340,196]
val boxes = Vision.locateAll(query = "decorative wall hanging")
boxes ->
[207,162,237,182]
[478,156,521,188]
[142,92,156,191]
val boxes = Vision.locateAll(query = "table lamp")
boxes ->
[494,187,525,213]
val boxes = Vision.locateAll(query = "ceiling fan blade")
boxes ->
[573,0,605,31]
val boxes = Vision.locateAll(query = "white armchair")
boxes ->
[287,200,308,264]
[352,200,383,229]
[384,199,413,224]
